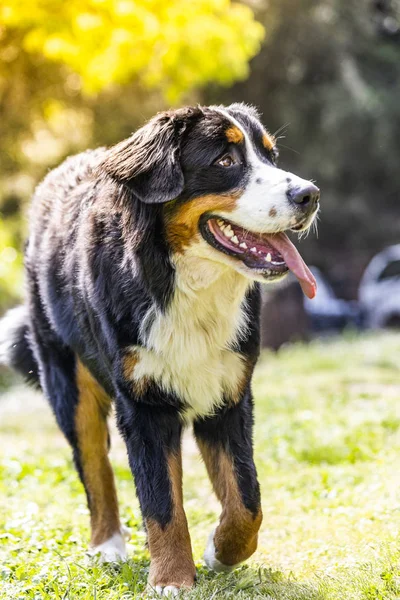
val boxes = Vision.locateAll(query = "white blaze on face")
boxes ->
[214,108,313,233]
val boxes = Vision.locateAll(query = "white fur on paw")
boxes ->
[155,585,180,597]
[203,527,239,572]
[88,531,127,563]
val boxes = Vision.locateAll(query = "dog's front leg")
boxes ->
[116,395,196,595]
[194,388,262,571]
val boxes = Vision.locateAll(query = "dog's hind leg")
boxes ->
[29,314,125,560]
[194,389,263,572]
[74,360,127,561]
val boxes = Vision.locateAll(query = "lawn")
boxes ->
[2,332,400,599]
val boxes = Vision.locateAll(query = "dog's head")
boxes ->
[101,103,319,298]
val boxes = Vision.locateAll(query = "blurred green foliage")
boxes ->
[1,0,263,99]
[0,218,24,307]
[0,0,264,310]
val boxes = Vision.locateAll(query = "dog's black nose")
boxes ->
[287,183,320,212]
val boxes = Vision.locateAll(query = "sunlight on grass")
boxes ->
[1,332,400,598]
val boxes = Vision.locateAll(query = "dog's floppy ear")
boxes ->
[100,113,186,204]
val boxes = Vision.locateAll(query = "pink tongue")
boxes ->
[265,232,317,299]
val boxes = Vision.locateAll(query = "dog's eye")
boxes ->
[217,155,235,168]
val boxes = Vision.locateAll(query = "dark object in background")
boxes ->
[261,269,364,350]
[359,245,400,328]
[304,267,363,334]
[373,0,400,40]
[261,281,308,350]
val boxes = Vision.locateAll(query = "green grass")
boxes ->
[2,332,400,599]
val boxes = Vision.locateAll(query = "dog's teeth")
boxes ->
[217,219,224,226]
[250,247,257,253]
[239,242,248,249]
[231,235,239,244]
[266,252,272,262]
[224,229,234,238]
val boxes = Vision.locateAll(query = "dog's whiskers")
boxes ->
[278,143,300,155]
[272,122,290,139]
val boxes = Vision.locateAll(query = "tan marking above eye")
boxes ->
[226,126,244,144]
[262,132,276,152]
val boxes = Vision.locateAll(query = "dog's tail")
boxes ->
[0,305,41,388]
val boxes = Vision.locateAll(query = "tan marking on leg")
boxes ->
[226,126,244,144]
[262,131,276,151]
[232,354,255,405]
[122,352,149,396]
[164,191,242,253]
[75,360,121,547]
[147,452,196,589]
[197,442,262,566]
[123,352,139,380]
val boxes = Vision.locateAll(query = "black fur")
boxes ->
[117,399,183,527]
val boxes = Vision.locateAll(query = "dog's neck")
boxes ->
[172,252,250,296]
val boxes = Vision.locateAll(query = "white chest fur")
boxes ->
[126,257,251,418]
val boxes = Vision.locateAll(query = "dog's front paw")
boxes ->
[148,549,196,595]
[154,585,180,597]
[88,530,128,563]
[203,528,240,572]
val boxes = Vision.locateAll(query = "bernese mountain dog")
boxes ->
[0,103,319,595]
